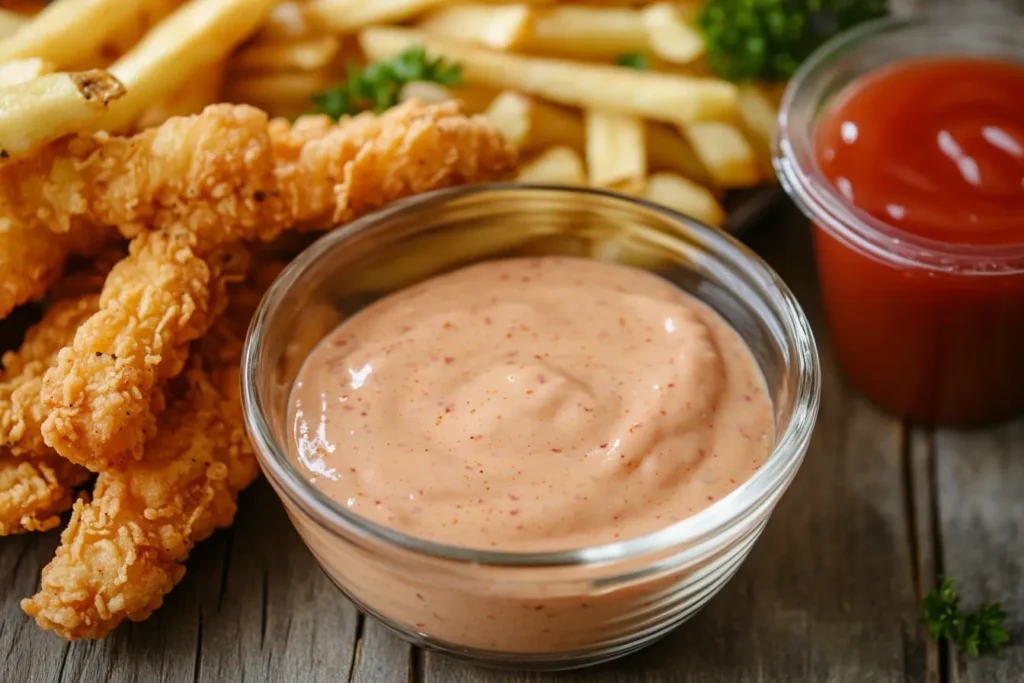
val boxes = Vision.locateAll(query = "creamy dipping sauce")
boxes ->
[290,257,773,552]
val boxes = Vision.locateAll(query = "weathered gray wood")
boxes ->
[423,211,929,683]
[352,618,414,683]
[0,531,67,683]
[909,429,942,683]
[0,479,359,683]
[196,479,360,683]
[934,422,1024,682]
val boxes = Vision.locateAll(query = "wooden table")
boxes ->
[3,200,1022,683]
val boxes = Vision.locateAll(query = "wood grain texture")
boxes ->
[934,422,1024,682]
[352,618,414,683]
[909,429,942,683]
[0,480,360,683]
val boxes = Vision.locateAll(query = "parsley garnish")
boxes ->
[311,45,462,119]
[922,578,1009,657]
[615,53,649,71]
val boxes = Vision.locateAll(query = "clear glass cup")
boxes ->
[241,185,821,670]
[774,13,1024,424]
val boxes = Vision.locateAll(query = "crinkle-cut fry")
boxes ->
[22,275,266,639]
[40,231,249,472]
[0,295,100,457]
[0,453,89,535]
[0,101,516,252]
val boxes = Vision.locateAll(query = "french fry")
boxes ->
[94,0,278,133]
[0,70,126,160]
[305,0,448,32]
[450,85,500,114]
[418,4,533,50]
[645,122,713,187]
[484,90,584,153]
[523,6,646,57]
[0,57,55,87]
[681,121,761,188]
[585,109,646,194]
[484,91,529,149]
[398,80,455,105]
[516,146,586,185]
[254,1,314,41]
[737,85,777,146]
[359,27,738,123]
[737,84,779,179]
[0,0,157,68]
[0,9,27,40]
[484,91,708,187]
[135,62,225,130]
[231,36,340,74]
[94,0,183,64]
[643,172,726,228]
[223,71,332,110]
[641,2,704,64]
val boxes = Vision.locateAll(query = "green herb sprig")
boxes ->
[922,578,1009,657]
[615,53,649,71]
[311,46,462,120]
[697,0,888,82]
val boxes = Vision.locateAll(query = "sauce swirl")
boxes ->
[291,257,773,551]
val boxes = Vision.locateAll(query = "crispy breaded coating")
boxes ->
[40,232,249,472]
[268,100,519,231]
[0,227,72,322]
[22,276,266,639]
[48,245,130,301]
[28,101,511,472]
[0,105,275,240]
[0,294,99,535]
[0,100,516,251]
[0,223,118,321]
[0,295,100,457]
[0,453,90,535]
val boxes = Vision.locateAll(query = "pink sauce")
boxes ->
[290,256,773,552]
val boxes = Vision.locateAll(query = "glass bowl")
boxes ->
[241,184,821,670]
[774,13,1024,423]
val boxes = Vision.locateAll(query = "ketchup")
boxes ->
[812,56,1024,423]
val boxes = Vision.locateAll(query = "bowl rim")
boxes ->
[773,12,1024,273]
[241,183,821,567]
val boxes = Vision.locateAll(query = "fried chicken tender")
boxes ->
[0,100,516,251]
[40,231,249,472]
[22,274,267,639]
[0,294,101,535]
[26,101,512,471]
[48,245,130,301]
[0,295,100,457]
[0,453,90,535]
[0,222,117,321]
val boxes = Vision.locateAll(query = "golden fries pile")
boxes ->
[0,0,782,227]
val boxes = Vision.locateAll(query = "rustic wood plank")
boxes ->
[423,211,929,683]
[196,478,361,683]
[909,429,942,683]
[0,530,67,683]
[351,617,414,683]
[934,421,1024,682]
[0,478,361,683]
[0,517,210,683]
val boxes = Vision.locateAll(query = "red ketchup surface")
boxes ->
[812,57,1024,423]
